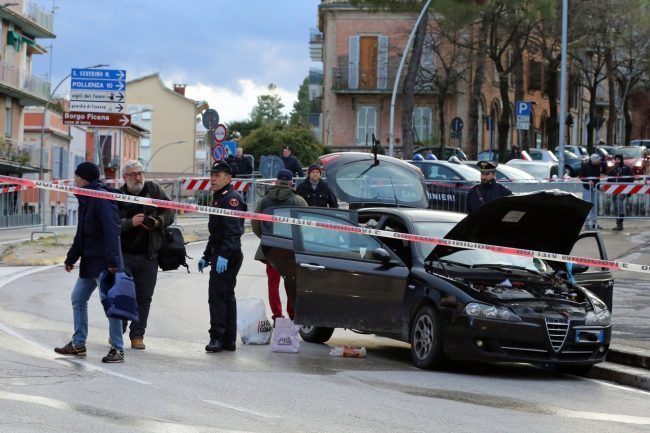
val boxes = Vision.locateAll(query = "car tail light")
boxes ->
[319,153,342,166]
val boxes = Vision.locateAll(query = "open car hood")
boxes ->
[429,190,591,260]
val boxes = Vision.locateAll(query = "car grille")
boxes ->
[545,317,569,352]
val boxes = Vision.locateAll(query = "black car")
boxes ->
[319,152,429,209]
[414,146,468,161]
[260,191,612,371]
[409,160,479,212]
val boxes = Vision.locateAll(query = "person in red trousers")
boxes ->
[251,169,307,322]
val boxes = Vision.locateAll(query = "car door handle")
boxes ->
[299,263,326,270]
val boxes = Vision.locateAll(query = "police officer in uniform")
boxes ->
[198,162,247,352]
[467,161,512,213]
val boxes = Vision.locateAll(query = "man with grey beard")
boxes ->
[118,160,174,349]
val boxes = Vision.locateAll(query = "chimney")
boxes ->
[173,84,186,96]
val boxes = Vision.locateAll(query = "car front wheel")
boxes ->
[299,325,334,343]
[410,305,444,369]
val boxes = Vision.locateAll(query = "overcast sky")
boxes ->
[33,0,321,122]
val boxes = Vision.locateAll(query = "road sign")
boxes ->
[222,140,237,158]
[70,91,125,103]
[451,117,464,133]
[63,112,131,128]
[72,68,126,81]
[516,101,531,130]
[69,101,125,113]
[214,124,227,142]
[71,79,126,91]
[212,143,226,161]
[202,109,219,130]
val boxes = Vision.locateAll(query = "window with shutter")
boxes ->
[356,106,377,146]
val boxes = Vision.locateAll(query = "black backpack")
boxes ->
[158,227,191,272]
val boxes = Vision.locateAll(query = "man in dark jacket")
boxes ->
[581,154,605,229]
[198,161,247,353]
[608,154,634,231]
[281,145,304,177]
[252,169,307,322]
[55,162,125,363]
[118,160,175,350]
[467,161,512,213]
[296,164,338,208]
[234,147,253,177]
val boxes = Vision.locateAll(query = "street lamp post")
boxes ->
[32,63,108,239]
[143,140,187,171]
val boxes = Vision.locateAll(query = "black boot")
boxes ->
[205,339,223,352]
[613,220,623,231]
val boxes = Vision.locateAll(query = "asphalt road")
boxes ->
[1,234,649,433]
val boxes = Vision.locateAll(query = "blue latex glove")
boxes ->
[216,256,228,273]
[198,257,209,273]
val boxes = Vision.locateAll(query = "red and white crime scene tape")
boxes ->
[1,174,649,275]
[182,178,250,192]
[601,183,650,195]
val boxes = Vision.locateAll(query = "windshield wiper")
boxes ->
[433,259,472,268]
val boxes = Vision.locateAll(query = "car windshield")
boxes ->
[413,221,546,272]
[508,163,551,179]
[447,163,481,181]
[562,150,579,159]
[618,147,644,159]
[335,161,426,204]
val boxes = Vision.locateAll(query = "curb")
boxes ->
[588,362,650,391]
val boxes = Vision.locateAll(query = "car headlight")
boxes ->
[635,160,643,168]
[585,309,611,326]
[465,303,521,322]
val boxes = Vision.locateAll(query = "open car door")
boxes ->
[288,208,408,334]
[569,232,615,310]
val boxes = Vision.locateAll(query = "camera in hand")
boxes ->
[142,216,157,228]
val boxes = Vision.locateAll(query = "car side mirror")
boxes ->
[372,247,393,265]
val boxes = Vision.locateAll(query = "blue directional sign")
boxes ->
[222,141,237,158]
[71,79,126,91]
[72,68,126,81]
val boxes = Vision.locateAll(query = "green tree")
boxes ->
[226,119,261,138]
[290,77,311,126]
[240,123,324,169]
[250,83,286,125]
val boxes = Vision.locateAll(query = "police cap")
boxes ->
[476,160,498,172]
[210,161,233,175]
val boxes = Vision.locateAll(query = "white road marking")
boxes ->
[583,376,650,397]
[0,238,30,245]
[204,400,283,419]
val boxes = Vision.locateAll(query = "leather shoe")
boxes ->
[223,342,236,351]
[131,338,145,350]
[205,339,223,352]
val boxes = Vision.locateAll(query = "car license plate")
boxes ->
[575,330,604,343]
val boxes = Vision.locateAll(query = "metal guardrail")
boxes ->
[0,187,40,229]
[596,182,650,220]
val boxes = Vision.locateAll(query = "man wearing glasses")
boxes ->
[118,161,175,350]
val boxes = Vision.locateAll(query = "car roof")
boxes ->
[359,207,465,224]
[507,159,557,166]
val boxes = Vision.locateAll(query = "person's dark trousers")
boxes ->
[208,251,243,345]
[123,253,159,339]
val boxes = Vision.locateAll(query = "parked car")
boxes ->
[318,152,429,209]
[554,149,588,177]
[414,146,468,161]
[260,191,612,371]
[409,160,479,212]
[616,146,650,176]
[505,160,560,180]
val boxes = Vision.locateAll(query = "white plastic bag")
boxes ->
[236,298,272,345]
[271,317,300,353]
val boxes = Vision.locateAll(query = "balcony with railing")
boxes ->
[309,28,323,62]
[2,1,55,37]
[0,60,51,104]
[0,137,39,168]
[331,63,436,95]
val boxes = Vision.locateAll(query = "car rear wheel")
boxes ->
[299,325,334,343]
[410,305,444,369]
